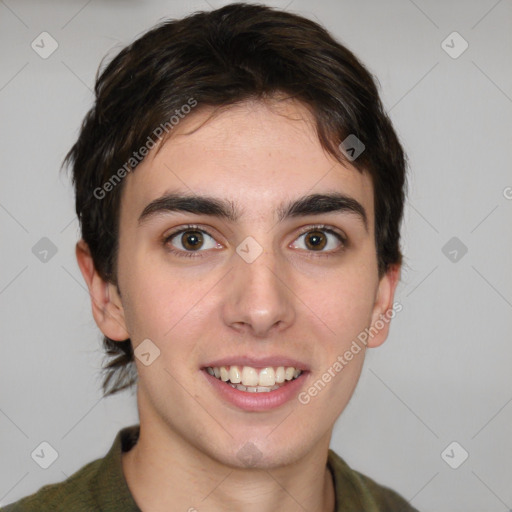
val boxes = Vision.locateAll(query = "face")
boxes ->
[79,99,399,469]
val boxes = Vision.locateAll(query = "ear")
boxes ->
[75,239,130,341]
[366,264,401,349]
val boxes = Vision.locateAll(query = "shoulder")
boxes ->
[327,449,420,512]
[1,458,103,512]
[2,425,141,512]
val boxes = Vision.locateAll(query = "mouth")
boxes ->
[204,365,303,393]
[201,357,309,411]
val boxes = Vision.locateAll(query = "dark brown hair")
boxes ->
[64,2,407,397]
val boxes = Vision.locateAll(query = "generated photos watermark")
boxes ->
[298,301,403,405]
[93,97,198,200]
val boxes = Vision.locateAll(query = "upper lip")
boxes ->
[203,356,309,371]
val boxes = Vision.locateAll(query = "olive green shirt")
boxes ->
[2,425,419,511]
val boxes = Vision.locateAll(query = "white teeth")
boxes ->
[206,364,303,390]
[241,366,259,387]
[285,367,295,381]
[229,383,280,393]
[220,367,229,381]
[258,367,275,387]
[229,365,241,383]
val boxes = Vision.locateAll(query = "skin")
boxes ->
[76,98,400,512]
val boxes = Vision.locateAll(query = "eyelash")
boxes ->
[162,224,347,259]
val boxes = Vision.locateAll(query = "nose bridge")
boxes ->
[222,243,295,336]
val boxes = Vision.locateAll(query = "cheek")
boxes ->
[117,246,169,339]
[119,254,215,356]
[125,279,191,340]
[315,266,378,345]
[301,270,375,418]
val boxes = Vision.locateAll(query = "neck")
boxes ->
[122,404,335,512]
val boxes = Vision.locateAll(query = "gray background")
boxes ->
[1,0,511,510]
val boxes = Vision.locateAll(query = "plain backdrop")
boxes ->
[1,1,511,510]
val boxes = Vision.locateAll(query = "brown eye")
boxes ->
[164,227,221,258]
[179,230,204,250]
[291,228,345,253]
[304,230,327,250]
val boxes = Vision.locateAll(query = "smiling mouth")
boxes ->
[204,365,303,393]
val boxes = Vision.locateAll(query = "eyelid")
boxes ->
[294,224,346,238]
[294,224,347,243]
[163,224,219,242]
[162,224,223,257]
[163,224,217,238]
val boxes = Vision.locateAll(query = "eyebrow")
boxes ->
[138,192,368,231]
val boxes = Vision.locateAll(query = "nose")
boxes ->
[220,247,296,338]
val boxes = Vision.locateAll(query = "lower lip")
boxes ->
[202,370,308,412]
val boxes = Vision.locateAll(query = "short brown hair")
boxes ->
[64,2,407,397]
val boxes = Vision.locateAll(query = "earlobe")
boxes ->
[366,264,401,349]
[75,240,130,341]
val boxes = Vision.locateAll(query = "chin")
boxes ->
[207,435,309,471]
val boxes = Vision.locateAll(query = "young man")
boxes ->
[4,3,418,511]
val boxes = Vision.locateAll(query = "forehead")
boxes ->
[120,99,374,227]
